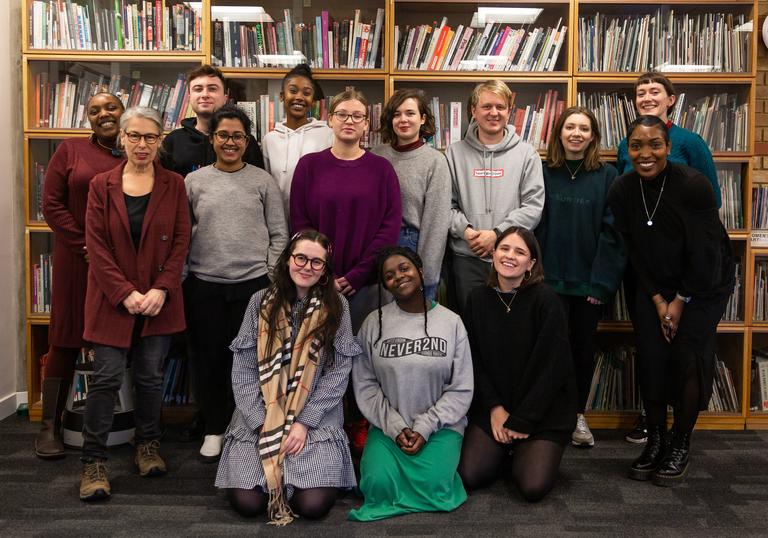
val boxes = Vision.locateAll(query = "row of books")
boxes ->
[212,9,384,69]
[718,168,744,230]
[751,350,768,411]
[33,162,47,221]
[33,71,193,130]
[751,185,768,229]
[577,90,749,152]
[586,348,639,411]
[722,258,743,323]
[753,260,768,322]
[394,18,567,72]
[29,0,202,51]
[579,9,750,73]
[162,355,192,405]
[709,360,740,413]
[235,94,382,148]
[31,253,53,314]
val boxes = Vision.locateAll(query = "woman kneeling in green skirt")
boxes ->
[349,247,474,521]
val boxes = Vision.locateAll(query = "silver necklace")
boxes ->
[564,159,584,180]
[495,289,517,313]
[639,173,667,227]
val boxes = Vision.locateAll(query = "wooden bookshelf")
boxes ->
[20,0,761,429]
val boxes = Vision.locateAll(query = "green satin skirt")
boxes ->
[348,426,467,522]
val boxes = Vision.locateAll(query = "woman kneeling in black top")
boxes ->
[458,227,577,502]
[607,116,733,486]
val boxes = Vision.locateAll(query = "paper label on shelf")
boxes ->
[752,231,768,247]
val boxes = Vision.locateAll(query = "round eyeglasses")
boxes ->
[291,253,326,271]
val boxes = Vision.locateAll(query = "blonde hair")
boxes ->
[328,89,369,115]
[469,80,514,110]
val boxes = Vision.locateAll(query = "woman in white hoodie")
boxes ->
[262,64,333,216]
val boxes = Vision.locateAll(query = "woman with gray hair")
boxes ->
[78,106,191,501]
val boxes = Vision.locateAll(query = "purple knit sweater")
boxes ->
[290,148,401,291]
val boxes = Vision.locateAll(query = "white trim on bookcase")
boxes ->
[0,391,27,421]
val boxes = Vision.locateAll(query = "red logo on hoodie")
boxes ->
[472,168,504,179]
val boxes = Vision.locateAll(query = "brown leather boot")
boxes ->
[34,377,69,459]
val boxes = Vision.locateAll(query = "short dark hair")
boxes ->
[209,104,253,137]
[378,88,436,144]
[634,71,676,113]
[186,64,226,90]
[487,227,545,290]
[281,63,324,101]
[627,115,670,143]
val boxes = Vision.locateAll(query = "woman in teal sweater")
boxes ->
[535,106,625,448]
[615,71,720,208]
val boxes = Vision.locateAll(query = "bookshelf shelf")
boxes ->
[18,0,759,429]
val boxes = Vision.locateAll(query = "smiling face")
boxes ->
[281,75,315,126]
[392,97,426,145]
[329,98,369,145]
[288,239,328,298]
[381,254,423,302]
[492,232,536,289]
[120,116,162,167]
[212,117,248,169]
[628,124,671,179]
[87,94,123,142]
[188,75,227,118]
[635,82,676,122]
[472,90,510,143]
[559,112,594,160]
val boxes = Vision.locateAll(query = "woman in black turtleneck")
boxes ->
[607,115,733,487]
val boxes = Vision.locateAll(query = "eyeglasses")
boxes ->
[291,253,326,271]
[331,111,367,123]
[213,131,248,144]
[124,131,160,145]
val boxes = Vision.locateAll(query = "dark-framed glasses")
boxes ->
[291,253,326,271]
[331,111,367,123]
[124,131,160,144]
[213,131,248,144]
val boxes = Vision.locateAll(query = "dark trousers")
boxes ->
[452,254,491,316]
[82,326,170,460]
[183,274,270,435]
[558,294,602,413]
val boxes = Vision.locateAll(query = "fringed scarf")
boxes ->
[257,288,325,526]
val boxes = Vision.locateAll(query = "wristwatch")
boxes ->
[675,293,691,304]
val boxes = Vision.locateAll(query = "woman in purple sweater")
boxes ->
[290,89,401,333]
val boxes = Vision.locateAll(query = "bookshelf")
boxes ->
[20,0,762,429]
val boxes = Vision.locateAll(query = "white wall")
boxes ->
[0,1,25,419]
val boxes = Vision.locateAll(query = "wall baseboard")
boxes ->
[0,391,27,420]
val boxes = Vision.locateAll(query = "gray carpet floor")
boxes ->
[1,414,767,536]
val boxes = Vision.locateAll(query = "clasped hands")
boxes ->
[490,406,529,444]
[396,427,426,455]
[122,289,167,317]
[464,227,496,258]
[653,294,684,343]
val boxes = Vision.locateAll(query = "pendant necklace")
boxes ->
[639,173,667,227]
[495,289,517,313]
[564,159,584,180]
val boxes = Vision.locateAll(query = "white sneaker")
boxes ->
[200,434,224,462]
[572,413,595,447]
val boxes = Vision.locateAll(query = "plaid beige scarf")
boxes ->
[257,288,325,525]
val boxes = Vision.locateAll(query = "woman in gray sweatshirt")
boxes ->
[350,247,473,522]
[183,105,288,462]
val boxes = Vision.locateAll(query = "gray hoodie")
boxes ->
[446,122,544,259]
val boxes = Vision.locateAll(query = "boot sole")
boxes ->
[35,449,66,460]
[652,464,689,487]
[199,453,220,464]
[80,489,110,502]
[138,467,167,477]
[628,467,656,481]
[571,440,594,448]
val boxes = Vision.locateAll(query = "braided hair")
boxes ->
[374,246,429,345]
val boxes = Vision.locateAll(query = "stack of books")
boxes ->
[718,167,743,229]
[31,252,53,314]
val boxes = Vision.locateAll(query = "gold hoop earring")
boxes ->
[523,270,531,281]
[319,274,329,286]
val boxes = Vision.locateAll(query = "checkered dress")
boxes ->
[215,290,362,497]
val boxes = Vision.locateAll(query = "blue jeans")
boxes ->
[82,331,171,460]
[398,226,437,302]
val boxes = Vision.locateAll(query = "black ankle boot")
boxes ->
[653,432,690,486]
[628,425,667,481]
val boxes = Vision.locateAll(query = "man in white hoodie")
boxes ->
[262,64,334,217]
[446,80,545,314]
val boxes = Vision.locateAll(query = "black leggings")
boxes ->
[458,425,565,503]
[558,294,602,412]
[227,487,338,519]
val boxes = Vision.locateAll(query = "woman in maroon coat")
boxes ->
[78,106,190,502]
[37,93,125,459]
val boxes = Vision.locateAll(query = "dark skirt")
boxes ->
[632,287,729,410]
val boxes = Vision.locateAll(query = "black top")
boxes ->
[124,192,151,250]
[160,117,264,177]
[463,283,578,436]
[607,162,733,301]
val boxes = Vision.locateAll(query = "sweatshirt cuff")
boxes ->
[504,414,535,435]
[411,417,433,443]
